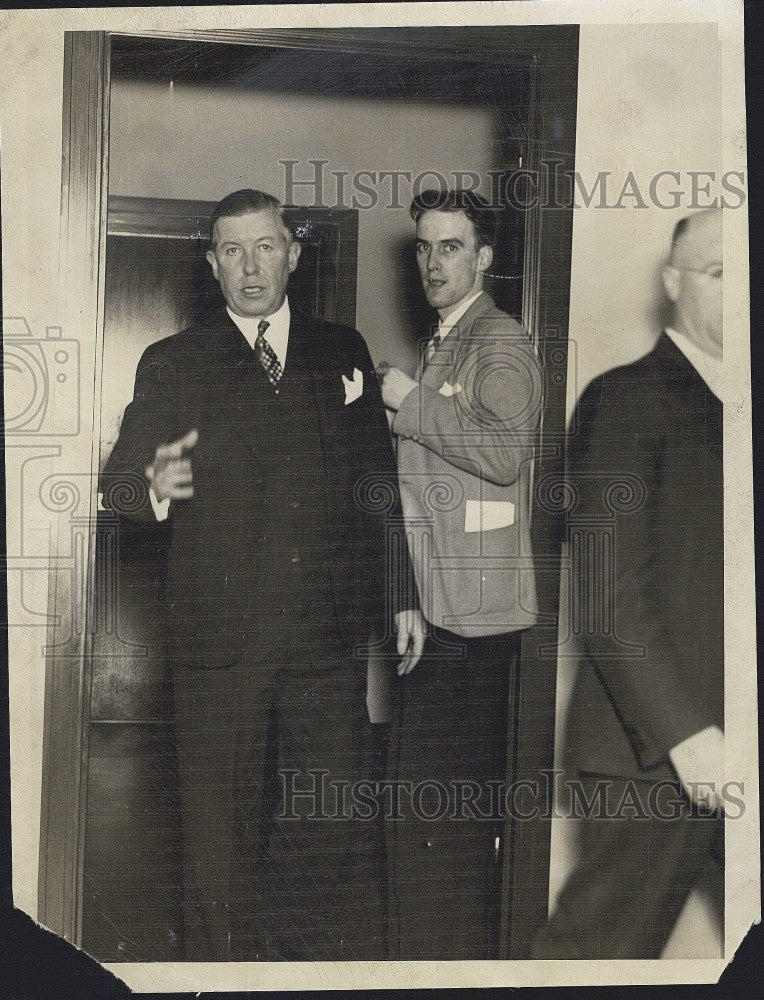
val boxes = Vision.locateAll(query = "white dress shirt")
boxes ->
[434,289,483,344]
[227,295,291,371]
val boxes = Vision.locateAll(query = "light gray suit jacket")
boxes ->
[392,291,541,637]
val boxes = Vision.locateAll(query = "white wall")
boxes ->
[552,20,724,957]
[567,21,722,412]
[108,79,497,373]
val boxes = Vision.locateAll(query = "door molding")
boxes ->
[38,30,111,942]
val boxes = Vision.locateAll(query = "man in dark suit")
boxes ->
[379,189,541,959]
[102,189,423,961]
[532,208,724,958]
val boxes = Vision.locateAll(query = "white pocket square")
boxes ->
[439,380,463,397]
[342,367,364,404]
[464,500,515,532]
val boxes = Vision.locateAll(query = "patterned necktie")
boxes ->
[255,319,283,386]
[424,324,444,366]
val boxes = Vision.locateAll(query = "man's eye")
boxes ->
[444,244,458,253]
[415,244,428,254]
[708,266,723,279]
[225,247,240,256]
[258,243,274,252]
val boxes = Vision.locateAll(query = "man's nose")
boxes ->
[242,251,260,274]
[426,250,440,272]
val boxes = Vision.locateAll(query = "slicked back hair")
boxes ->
[410,189,498,249]
[209,189,292,247]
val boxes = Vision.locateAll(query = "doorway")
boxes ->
[41,26,578,960]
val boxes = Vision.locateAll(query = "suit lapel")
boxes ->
[654,332,722,456]
[290,310,357,410]
[419,292,494,388]
[205,308,352,459]
[205,309,270,456]
[289,311,327,378]
[654,333,722,409]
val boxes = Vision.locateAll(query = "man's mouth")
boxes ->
[426,279,446,289]
[242,285,265,296]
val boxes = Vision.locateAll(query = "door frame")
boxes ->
[40,26,578,957]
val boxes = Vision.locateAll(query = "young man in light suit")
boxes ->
[379,189,542,958]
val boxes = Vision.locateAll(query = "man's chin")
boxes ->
[234,300,271,318]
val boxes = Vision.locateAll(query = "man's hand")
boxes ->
[668,724,724,813]
[395,609,426,676]
[377,362,417,412]
[146,428,199,502]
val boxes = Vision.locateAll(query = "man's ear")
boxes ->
[288,239,302,273]
[477,244,493,274]
[206,249,219,281]
[662,263,680,304]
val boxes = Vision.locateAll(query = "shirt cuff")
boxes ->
[149,487,171,522]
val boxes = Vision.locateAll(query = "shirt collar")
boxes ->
[437,290,483,339]
[227,296,291,369]
[665,327,724,403]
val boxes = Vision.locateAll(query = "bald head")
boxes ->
[669,209,722,269]
[663,209,723,360]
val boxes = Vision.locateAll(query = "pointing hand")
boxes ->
[146,428,199,502]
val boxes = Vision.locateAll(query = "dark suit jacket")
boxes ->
[565,334,723,783]
[102,306,406,668]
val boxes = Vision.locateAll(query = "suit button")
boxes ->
[424,839,434,849]
[290,501,300,510]
[290,549,302,564]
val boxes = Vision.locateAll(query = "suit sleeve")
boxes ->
[100,342,181,522]
[571,378,712,770]
[392,319,541,487]
[345,329,419,617]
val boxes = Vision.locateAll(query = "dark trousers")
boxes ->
[172,633,385,962]
[386,627,520,959]
[531,774,724,959]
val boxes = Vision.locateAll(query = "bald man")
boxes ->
[533,209,724,958]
